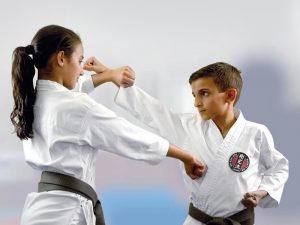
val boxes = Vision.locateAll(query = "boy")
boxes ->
[84,60,289,225]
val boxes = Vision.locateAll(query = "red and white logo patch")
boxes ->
[229,152,250,172]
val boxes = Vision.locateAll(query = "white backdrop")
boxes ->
[0,0,299,224]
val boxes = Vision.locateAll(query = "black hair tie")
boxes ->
[25,45,34,55]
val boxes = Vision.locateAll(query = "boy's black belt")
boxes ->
[188,203,254,225]
[38,171,105,225]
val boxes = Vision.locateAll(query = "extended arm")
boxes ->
[80,102,205,179]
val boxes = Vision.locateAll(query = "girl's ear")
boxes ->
[226,88,237,104]
[56,51,65,67]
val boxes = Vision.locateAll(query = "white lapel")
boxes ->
[196,109,247,204]
[182,114,212,162]
[217,109,247,158]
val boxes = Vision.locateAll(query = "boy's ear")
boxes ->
[226,88,237,103]
[56,51,65,67]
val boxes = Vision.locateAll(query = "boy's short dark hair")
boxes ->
[189,62,243,104]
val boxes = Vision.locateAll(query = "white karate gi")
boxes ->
[114,85,289,225]
[20,78,169,225]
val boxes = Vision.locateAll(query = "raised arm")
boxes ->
[72,57,133,94]
[115,86,185,145]
[82,57,185,145]
[83,57,135,88]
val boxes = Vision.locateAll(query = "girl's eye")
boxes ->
[79,60,83,65]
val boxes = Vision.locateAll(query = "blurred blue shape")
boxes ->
[100,186,186,225]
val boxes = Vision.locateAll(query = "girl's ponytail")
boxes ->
[10,45,36,140]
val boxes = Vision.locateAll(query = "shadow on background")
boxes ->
[237,56,299,212]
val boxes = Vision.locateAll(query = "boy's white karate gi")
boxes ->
[114,85,289,225]
[20,78,169,225]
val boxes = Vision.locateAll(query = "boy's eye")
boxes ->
[201,91,209,96]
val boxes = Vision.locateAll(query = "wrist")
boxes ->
[180,151,193,164]
[103,69,114,81]
[167,144,188,162]
[110,69,122,87]
[102,69,115,81]
[257,190,268,199]
[91,70,114,87]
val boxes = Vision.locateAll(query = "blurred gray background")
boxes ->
[1,0,299,224]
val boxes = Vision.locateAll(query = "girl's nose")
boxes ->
[80,69,84,76]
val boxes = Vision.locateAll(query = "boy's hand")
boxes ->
[241,190,268,208]
[184,154,206,180]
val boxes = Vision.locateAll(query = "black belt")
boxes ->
[38,171,105,225]
[189,203,254,225]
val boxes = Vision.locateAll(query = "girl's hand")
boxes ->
[83,57,109,73]
[110,66,135,87]
[183,153,206,179]
[84,57,135,87]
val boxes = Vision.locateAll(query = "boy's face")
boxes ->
[191,77,228,121]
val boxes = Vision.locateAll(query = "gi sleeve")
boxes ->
[258,125,289,208]
[72,75,95,94]
[79,102,169,165]
[114,85,185,145]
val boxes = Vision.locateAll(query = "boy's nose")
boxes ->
[194,97,202,107]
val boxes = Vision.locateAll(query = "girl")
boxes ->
[11,25,206,225]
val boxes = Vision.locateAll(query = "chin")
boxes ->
[66,83,76,90]
[199,114,210,121]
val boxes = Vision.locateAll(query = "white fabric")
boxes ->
[115,85,289,225]
[20,77,169,225]
[73,75,95,93]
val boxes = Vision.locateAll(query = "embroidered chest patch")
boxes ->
[228,152,250,172]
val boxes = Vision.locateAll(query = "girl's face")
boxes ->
[62,43,84,89]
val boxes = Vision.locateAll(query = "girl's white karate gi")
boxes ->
[20,77,169,225]
[114,85,289,225]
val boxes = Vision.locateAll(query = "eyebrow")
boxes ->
[194,88,210,93]
[198,88,209,92]
[192,88,210,96]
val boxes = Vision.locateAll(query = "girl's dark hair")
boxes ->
[11,25,81,140]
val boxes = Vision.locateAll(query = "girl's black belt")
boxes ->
[38,171,105,225]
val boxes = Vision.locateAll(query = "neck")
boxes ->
[38,70,63,85]
[213,109,237,138]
